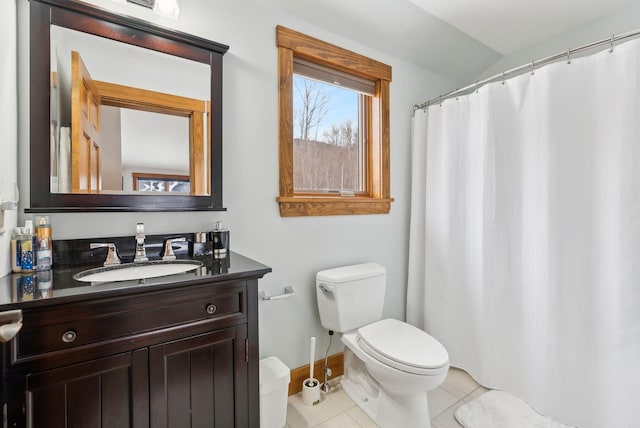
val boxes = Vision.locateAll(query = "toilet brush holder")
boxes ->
[301,378,321,406]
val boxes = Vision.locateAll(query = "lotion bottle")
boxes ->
[21,220,35,273]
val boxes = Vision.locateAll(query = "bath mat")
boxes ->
[454,390,576,428]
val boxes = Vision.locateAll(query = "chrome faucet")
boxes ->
[90,242,121,266]
[134,222,148,262]
[162,237,186,261]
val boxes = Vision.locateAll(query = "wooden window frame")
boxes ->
[94,80,210,195]
[276,26,393,217]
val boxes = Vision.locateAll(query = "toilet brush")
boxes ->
[301,336,320,405]
[309,336,316,386]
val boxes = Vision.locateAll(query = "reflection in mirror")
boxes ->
[49,25,210,196]
[101,108,191,193]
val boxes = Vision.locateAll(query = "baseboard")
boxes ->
[288,352,344,396]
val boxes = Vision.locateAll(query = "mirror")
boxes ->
[29,0,228,212]
[50,25,210,195]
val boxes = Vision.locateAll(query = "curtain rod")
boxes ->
[414,28,640,111]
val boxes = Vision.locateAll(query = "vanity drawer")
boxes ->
[15,283,246,360]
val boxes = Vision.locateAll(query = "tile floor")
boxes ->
[285,368,488,428]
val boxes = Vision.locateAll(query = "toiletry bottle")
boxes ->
[211,221,229,259]
[10,227,22,273]
[35,215,52,271]
[20,220,35,273]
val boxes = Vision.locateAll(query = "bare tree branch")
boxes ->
[294,78,329,141]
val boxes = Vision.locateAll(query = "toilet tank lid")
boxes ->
[317,263,386,283]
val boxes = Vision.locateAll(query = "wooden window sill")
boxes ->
[277,196,394,217]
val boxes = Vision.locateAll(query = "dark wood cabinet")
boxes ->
[2,276,262,428]
[25,349,149,428]
[149,326,247,428]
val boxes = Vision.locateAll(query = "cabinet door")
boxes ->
[24,348,149,428]
[149,325,248,428]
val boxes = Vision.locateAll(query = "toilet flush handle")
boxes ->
[318,283,333,294]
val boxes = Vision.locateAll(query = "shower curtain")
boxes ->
[408,39,640,428]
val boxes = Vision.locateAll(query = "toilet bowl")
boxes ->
[351,318,448,391]
[316,264,449,428]
[341,319,448,427]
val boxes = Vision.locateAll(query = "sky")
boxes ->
[293,75,359,141]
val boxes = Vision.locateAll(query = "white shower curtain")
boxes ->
[408,39,640,428]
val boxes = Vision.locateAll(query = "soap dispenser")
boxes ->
[211,221,229,259]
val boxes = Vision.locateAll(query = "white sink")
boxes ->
[73,260,203,283]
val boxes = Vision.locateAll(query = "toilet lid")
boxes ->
[357,319,449,374]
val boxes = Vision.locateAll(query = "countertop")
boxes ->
[0,251,271,310]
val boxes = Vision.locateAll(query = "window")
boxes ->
[292,71,366,194]
[276,26,393,216]
[132,172,190,192]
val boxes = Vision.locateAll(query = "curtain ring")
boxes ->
[501,71,506,85]
[567,49,571,64]
[609,34,615,52]
[439,95,443,107]
[475,80,479,93]
[531,60,535,75]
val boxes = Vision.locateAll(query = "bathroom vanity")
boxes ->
[2,0,274,423]
[0,251,271,427]
[7,0,268,424]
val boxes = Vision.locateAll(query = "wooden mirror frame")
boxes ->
[28,0,229,212]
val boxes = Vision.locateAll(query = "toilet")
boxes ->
[316,263,449,428]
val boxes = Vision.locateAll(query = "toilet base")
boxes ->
[341,348,431,428]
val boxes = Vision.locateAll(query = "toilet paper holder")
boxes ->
[260,286,295,301]
[0,183,19,235]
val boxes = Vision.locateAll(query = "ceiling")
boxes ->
[252,0,632,84]
[407,0,632,56]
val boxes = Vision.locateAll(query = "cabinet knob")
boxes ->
[62,330,77,343]
[206,304,217,315]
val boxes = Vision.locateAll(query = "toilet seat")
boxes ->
[356,319,449,376]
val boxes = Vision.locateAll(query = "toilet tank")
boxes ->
[316,263,386,333]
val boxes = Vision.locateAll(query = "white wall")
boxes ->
[14,0,457,369]
[0,1,18,277]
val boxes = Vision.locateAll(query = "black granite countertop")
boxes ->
[0,251,271,310]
